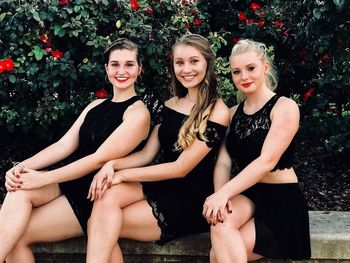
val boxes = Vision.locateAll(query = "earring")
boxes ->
[136,75,143,84]
[105,75,110,84]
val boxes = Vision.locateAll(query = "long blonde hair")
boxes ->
[230,39,278,103]
[170,34,219,150]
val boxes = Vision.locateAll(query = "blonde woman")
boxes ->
[203,39,311,262]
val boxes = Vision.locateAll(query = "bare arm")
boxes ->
[203,97,300,223]
[18,102,150,189]
[115,99,230,184]
[17,99,104,170]
[220,97,300,197]
[5,99,104,191]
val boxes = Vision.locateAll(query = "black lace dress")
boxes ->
[142,106,227,245]
[226,94,311,260]
[59,96,144,233]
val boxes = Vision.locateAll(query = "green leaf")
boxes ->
[33,46,44,61]
[0,12,6,22]
[32,10,41,22]
[9,75,17,83]
[313,8,321,19]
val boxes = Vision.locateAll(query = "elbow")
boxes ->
[257,154,278,172]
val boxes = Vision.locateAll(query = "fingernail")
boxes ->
[221,221,224,223]
[229,210,232,213]
[16,175,20,178]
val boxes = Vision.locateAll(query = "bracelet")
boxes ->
[12,161,21,168]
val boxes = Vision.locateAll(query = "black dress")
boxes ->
[226,94,311,260]
[59,96,144,233]
[142,105,227,245]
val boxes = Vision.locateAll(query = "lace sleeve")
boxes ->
[142,93,164,126]
[197,121,227,148]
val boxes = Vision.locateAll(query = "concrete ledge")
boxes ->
[29,211,350,261]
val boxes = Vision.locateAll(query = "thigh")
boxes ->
[97,182,145,209]
[3,183,61,208]
[227,194,255,228]
[20,195,83,244]
[120,200,161,242]
[239,218,263,261]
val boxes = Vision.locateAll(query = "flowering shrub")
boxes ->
[0,0,349,156]
[0,0,209,139]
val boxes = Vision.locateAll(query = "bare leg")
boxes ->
[0,184,61,262]
[209,218,263,263]
[210,195,254,263]
[87,182,161,263]
[5,195,83,263]
[87,182,146,263]
[239,219,263,262]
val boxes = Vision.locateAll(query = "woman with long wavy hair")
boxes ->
[86,34,230,262]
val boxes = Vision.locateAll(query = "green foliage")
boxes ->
[0,0,349,156]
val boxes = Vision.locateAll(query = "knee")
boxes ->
[211,221,231,237]
[5,189,35,205]
[93,189,121,211]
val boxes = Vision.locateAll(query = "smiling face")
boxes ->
[105,49,141,91]
[173,44,208,90]
[230,51,269,95]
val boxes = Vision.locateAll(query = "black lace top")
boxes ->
[226,95,295,172]
[142,105,227,244]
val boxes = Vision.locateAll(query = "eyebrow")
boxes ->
[174,56,201,60]
[109,60,136,63]
[231,63,257,70]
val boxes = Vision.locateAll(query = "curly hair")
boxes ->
[170,34,219,150]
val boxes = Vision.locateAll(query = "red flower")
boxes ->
[192,8,197,14]
[231,37,239,44]
[273,21,283,27]
[184,23,190,30]
[45,47,52,53]
[298,48,306,57]
[130,0,139,11]
[46,39,52,47]
[182,0,189,5]
[194,18,202,26]
[95,88,108,99]
[238,11,247,21]
[51,49,64,59]
[257,20,265,27]
[0,58,15,73]
[0,62,4,73]
[149,34,155,41]
[59,0,68,5]
[145,8,153,14]
[320,54,330,63]
[250,2,261,12]
[39,34,48,43]
[246,19,255,25]
[303,88,315,102]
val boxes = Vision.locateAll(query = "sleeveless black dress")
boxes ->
[226,95,311,260]
[59,96,144,233]
[142,105,227,245]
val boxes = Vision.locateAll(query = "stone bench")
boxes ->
[29,211,350,262]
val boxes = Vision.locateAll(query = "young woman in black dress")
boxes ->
[0,38,150,262]
[86,34,230,262]
[202,39,311,262]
